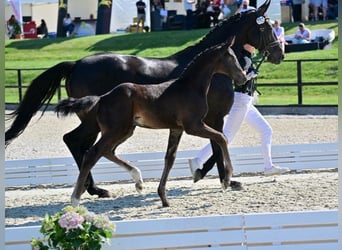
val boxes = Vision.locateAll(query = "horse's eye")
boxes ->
[256,16,265,25]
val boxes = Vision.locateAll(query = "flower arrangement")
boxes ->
[31,206,115,250]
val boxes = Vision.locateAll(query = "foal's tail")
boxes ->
[5,61,76,146]
[55,96,101,117]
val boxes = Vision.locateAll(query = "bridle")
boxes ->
[255,15,281,70]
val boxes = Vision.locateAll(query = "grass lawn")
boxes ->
[5,20,338,105]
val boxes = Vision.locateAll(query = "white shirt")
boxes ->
[184,0,195,11]
[63,17,72,26]
[239,6,255,13]
[295,28,311,41]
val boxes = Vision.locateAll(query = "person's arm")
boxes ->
[235,4,243,14]
[278,27,285,41]
[294,30,302,39]
[305,30,311,41]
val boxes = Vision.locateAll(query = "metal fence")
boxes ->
[5,58,338,106]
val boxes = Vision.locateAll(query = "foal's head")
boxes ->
[215,38,247,86]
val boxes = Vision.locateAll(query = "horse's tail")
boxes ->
[55,96,100,117]
[5,61,76,146]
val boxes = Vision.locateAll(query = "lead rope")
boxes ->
[252,52,267,96]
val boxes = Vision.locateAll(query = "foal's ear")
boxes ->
[257,0,270,16]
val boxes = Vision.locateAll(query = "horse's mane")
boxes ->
[177,42,226,82]
[170,10,255,59]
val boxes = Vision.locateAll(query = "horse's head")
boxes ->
[233,0,284,64]
[215,37,247,86]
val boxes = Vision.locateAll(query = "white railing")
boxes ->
[5,143,338,188]
[5,210,339,250]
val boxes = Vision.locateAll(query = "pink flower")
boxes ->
[58,211,84,230]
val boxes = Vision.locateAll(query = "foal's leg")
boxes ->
[71,137,111,207]
[102,126,144,193]
[158,129,183,207]
[103,152,144,193]
[185,122,233,189]
[63,118,111,198]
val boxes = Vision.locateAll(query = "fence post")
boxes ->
[296,60,303,105]
[17,69,23,102]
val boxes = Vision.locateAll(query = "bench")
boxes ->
[5,143,338,188]
[5,210,338,250]
[284,29,335,53]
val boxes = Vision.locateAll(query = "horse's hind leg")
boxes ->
[104,152,144,193]
[63,119,111,198]
[158,129,183,207]
[71,137,109,206]
[103,126,144,193]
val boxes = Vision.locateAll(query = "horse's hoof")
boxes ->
[162,201,170,207]
[135,182,144,193]
[193,169,203,183]
[71,197,80,207]
[221,178,230,190]
[230,180,243,190]
[221,182,229,190]
[87,186,111,198]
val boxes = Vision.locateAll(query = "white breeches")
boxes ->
[197,91,274,169]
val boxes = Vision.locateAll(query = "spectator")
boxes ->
[311,0,327,20]
[37,19,48,38]
[292,0,303,22]
[327,0,338,20]
[236,0,255,14]
[219,0,233,20]
[293,23,311,44]
[136,0,146,32]
[272,19,286,53]
[7,15,21,39]
[206,1,220,26]
[225,0,239,17]
[63,13,75,37]
[184,0,195,30]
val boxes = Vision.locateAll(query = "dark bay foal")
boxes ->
[55,39,247,207]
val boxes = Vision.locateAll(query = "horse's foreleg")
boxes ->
[209,141,225,183]
[63,121,111,198]
[185,123,233,189]
[158,129,183,207]
[194,153,217,182]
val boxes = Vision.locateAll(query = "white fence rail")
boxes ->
[5,210,339,250]
[5,143,338,188]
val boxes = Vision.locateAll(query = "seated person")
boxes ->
[37,19,48,38]
[293,23,311,44]
[63,13,75,36]
[272,19,287,52]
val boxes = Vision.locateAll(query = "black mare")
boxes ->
[5,0,283,198]
[56,40,247,207]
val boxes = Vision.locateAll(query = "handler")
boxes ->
[189,2,289,178]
